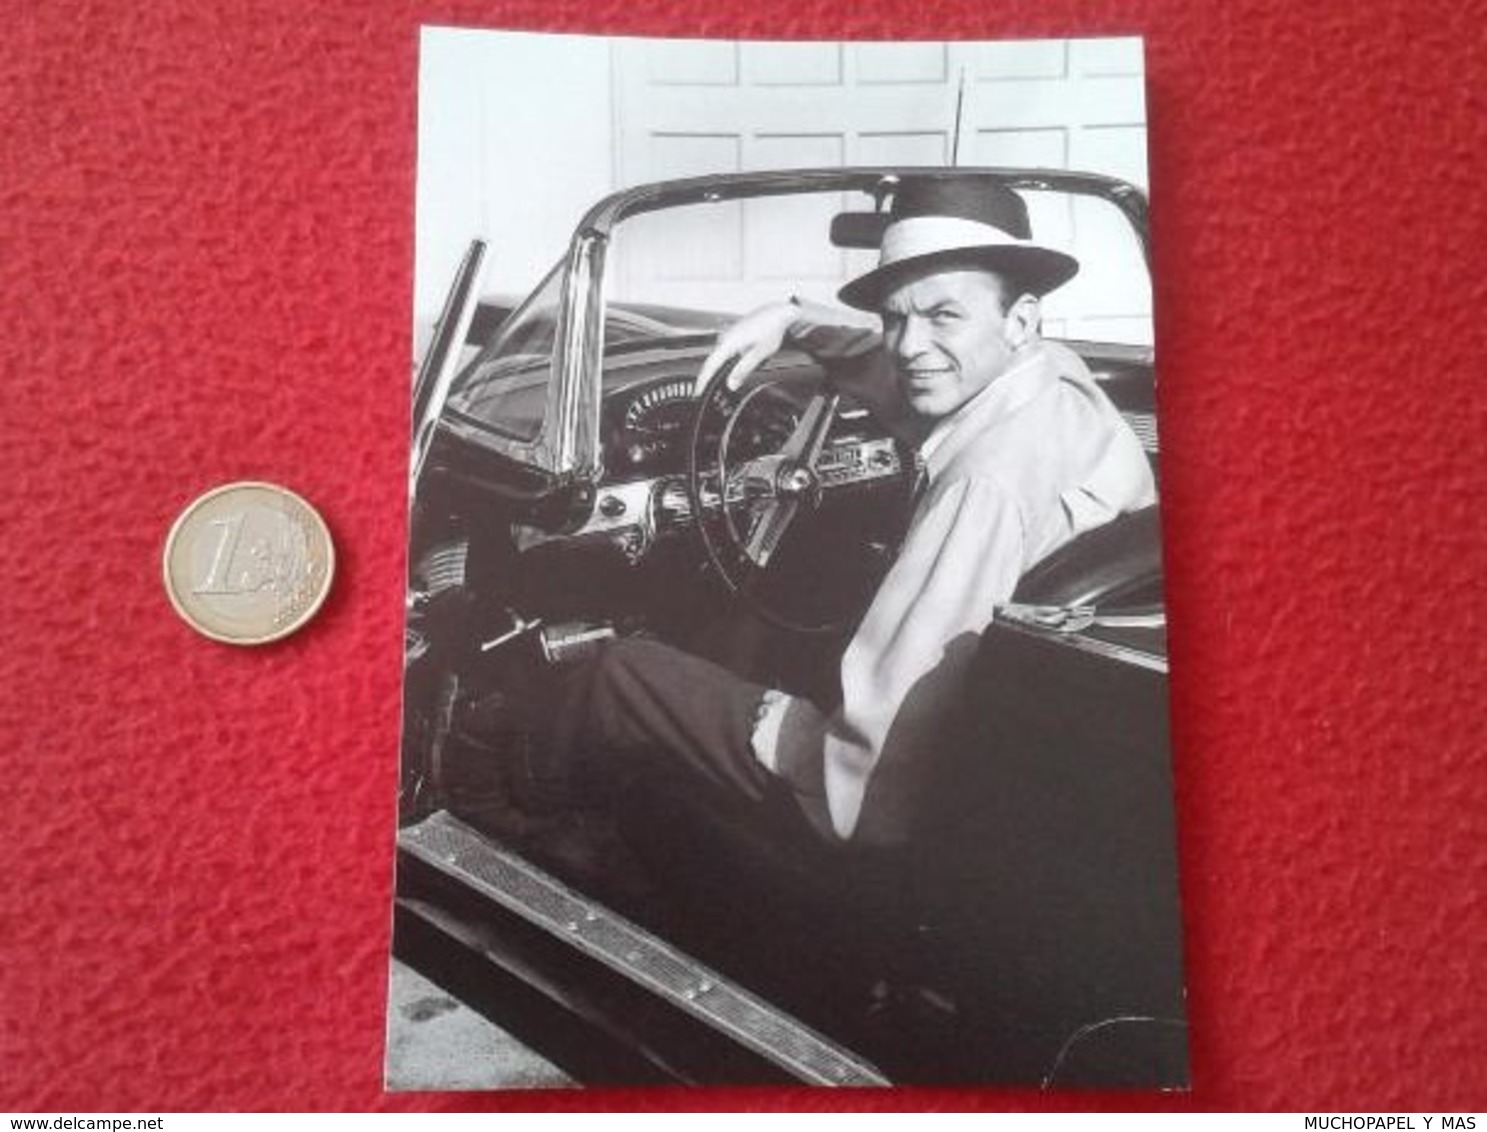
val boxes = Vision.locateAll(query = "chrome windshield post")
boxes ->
[547,229,608,479]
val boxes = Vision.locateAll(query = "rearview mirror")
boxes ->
[830,212,890,249]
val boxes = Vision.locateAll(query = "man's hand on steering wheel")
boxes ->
[694,300,800,395]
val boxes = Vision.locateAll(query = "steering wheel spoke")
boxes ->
[783,391,840,465]
[742,496,800,568]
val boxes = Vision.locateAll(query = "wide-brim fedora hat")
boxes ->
[837,179,1079,311]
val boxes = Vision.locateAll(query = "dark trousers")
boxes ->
[556,637,776,803]
[549,636,847,850]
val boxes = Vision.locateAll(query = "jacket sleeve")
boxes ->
[784,299,924,446]
[785,296,882,360]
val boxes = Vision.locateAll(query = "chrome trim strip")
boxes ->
[999,602,1165,633]
[399,811,890,1087]
[457,233,607,477]
[995,605,1168,674]
[1042,632,1167,674]
[551,232,607,477]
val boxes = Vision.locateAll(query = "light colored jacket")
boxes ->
[755,330,1155,843]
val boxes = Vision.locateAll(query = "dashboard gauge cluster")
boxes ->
[613,378,697,470]
[605,375,801,476]
[622,378,696,435]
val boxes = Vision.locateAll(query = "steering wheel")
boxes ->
[686,360,910,634]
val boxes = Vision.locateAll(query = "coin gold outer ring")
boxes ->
[162,480,336,646]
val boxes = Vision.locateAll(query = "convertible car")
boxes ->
[393,168,1187,1087]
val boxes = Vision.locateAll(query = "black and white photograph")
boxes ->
[389,27,1187,1089]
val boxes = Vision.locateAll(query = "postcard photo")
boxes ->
[391,28,1186,1090]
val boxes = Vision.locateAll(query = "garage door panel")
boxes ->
[1022,189,1077,256]
[1078,76,1147,126]
[639,136,744,284]
[639,40,740,85]
[623,87,957,135]
[613,201,740,296]
[968,126,1068,169]
[1042,197,1152,343]
[742,42,843,85]
[746,134,849,280]
[649,133,742,178]
[745,199,849,282]
[958,40,1068,80]
[963,79,1080,129]
[855,42,949,84]
[1072,125,1148,189]
[856,131,949,166]
[746,132,845,170]
[1070,38,1143,77]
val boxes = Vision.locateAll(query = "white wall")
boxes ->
[415,29,616,323]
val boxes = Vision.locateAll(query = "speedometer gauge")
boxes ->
[612,374,805,476]
[623,379,696,436]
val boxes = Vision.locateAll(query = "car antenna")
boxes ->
[950,64,968,167]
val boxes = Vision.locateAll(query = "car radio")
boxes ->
[814,437,901,487]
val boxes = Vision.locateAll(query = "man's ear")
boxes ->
[1005,293,1041,349]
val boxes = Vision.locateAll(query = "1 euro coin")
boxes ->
[163,481,335,645]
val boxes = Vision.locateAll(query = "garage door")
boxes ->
[612,38,1151,344]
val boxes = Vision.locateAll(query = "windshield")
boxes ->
[444,177,1152,452]
[606,183,1151,344]
[446,258,733,444]
[445,261,564,443]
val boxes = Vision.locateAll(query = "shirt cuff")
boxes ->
[749,689,794,774]
[750,690,829,795]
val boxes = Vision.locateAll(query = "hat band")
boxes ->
[877,215,1040,267]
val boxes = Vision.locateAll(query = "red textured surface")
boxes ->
[2,0,1484,1113]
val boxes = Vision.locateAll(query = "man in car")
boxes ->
[558,178,1155,846]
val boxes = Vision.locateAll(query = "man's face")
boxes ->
[879,270,1025,421]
